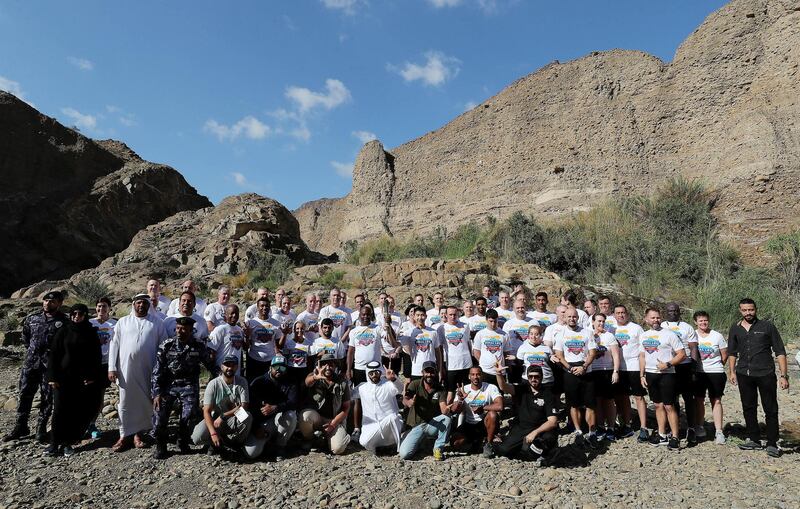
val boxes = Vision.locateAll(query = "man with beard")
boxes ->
[399,362,454,461]
[108,294,167,452]
[450,366,503,458]
[353,361,404,454]
[299,354,351,455]
[247,355,300,460]
[152,316,217,460]
[494,365,559,465]
[4,291,67,443]
[45,304,102,457]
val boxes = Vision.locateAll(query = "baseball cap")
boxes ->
[271,355,288,367]
[222,355,239,365]
[422,361,437,373]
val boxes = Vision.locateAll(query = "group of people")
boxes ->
[3,279,791,463]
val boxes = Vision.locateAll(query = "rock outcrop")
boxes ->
[0,91,211,295]
[11,194,330,302]
[296,0,800,259]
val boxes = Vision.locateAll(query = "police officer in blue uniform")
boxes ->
[4,291,68,443]
[152,316,217,459]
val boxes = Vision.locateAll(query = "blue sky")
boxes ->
[0,0,728,210]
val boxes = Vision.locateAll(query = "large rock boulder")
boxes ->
[295,0,800,260]
[11,194,330,301]
[0,92,211,295]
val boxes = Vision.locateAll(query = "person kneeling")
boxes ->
[353,361,404,454]
[191,355,255,458]
[494,365,559,465]
[449,366,503,458]
[398,361,456,461]
[299,354,351,455]
[247,355,299,461]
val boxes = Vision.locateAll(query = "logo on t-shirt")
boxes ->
[483,336,503,354]
[595,344,607,358]
[429,314,442,324]
[230,332,244,350]
[605,320,616,334]
[97,328,112,345]
[564,339,585,355]
[615,329,631,347]
[415,333,434,352]
[445,328,464,346]
[641,337,659,354]
[511,326,529,342]
[472,319,487,332]
[254,326,274,343]
[526,352,547,366]
[355,329,376,347]
[698,342,715,360]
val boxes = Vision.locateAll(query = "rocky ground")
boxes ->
[0,347,798,509]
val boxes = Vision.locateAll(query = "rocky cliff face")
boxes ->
[0,92,211,295]
[11,193,331,301]
[296,0,800,258]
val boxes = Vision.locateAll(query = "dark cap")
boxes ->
[175,316,196,327]
[271,355,287,367]
[222,355,239,365]
[43,290,64,301]
[319,353,337,363]
[422,361,437,373]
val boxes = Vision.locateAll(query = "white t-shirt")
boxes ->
[542,323,565,347]
[603,315,618,335]
[576,308,592,330]
[425,307,445,327]
[438,322,472,371]
[474,328,509,376]
[283,334,314,369]
[696,330,728,373]
[272,309,298,330]
[502,317,533,354]
[207,323,246,374]
[461,382,501,424]
[614,321,645,372]
[348,324,389,370]
[495,307,514,329]
[319,305,352,341]
[527,310,557,328]
[163,314,209,343]
[89,317,116,364]
[662,321,698,365]
[467,315,489,335]
[155,296,171,316]
[203,302,226,328]
[246,317,283,362]
[296,310,320,340]
[376,310,404,331]
[640,328,684,374]
[516,342,554,384]
[591,331,618,371]
[554,327,596,366]
[167,297,207,318]
[404,327,441,376]
[310,336,347,360]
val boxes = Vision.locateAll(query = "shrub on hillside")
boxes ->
[72,277,110,305]
[247,252,294,289]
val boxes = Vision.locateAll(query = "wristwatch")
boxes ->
[780,374,789,380]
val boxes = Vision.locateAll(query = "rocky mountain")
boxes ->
[11,193,331,302]
[0,91,211,296]
[296,0,800,258]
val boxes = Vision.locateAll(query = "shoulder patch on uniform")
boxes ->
[54,321,63,328]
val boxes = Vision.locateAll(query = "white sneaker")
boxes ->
[714,431,726,445]
[695,425,707,439]
[350,428,361,442]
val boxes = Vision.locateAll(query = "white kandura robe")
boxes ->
[108,312,167,437]
[355,378,404,451]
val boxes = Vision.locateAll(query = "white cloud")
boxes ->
[352,130,377,144]
[331,161,354,178]
[67,56,94,71]
[463,100,478,112]
[285,79,351,114]
[0,75,33,106]
[106,105,137,127]
[231,172,248,187]
[282,14,296,31]
[61,107,97,130]
[291,125,312,141]
[428,0,462,7]
[389,51,461,87]
[204,116,271,142]
[320,0,364,15]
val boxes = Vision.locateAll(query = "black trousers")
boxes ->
[675,363,695,427]
[52,382,94,446]
[495,425,557,459]
[738,373,779,447]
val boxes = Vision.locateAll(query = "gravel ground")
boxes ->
[0,348,798,509]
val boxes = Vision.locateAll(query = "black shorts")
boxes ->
[694,372,726,399]
[352,368,367,386]
[592,370,614,400]
[563,370,595,409]
[675,362,696,397]
[616,371,647,397]
[454,421,487,442]
[645,372,677,405]
[447,368,470,391]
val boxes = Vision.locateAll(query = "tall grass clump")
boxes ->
[247,252,294,289]
[72,277,110,305]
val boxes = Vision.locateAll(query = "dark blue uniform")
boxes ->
[16,311,69,436]
[151,336,216,447]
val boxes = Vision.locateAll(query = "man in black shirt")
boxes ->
[494,365,559,465]
[248,355,300,460]
[728,298,789,457]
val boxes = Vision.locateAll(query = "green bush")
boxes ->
[72,277,110,306]
[766,231,800,294]
[0,311,20,332]
[313,269,346,290]
[247,252,294,289]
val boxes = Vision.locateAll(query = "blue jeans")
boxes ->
[398,415,452,460]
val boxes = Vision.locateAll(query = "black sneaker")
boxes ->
[649,434,668,447]
[686,427,697,447]
[44,444,61,457]
[766,445,781,458]
[618,426,635,439]
[63,446,76,457]
[637,428,650,443]
[667,437,679,450]
[482,442,495,459]
[738,439,763,450]
[3,425,30,442]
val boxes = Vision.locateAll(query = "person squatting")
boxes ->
[4,283,790,462]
